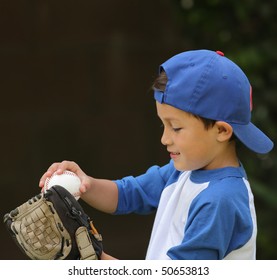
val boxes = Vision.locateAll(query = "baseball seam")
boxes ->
[44,171,79,193]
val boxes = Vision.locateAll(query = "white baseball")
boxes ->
[44,170,81,200]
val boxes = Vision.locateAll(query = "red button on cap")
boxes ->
[216,50,224,56]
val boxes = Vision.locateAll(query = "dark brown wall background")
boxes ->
[0,0,189,259]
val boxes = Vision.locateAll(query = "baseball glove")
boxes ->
[3,185,103,260]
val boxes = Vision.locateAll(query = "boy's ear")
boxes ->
[215,121,234,142]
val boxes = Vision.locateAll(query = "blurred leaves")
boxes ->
[172,0,277,259]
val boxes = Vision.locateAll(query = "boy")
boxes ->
[39,49,273,259]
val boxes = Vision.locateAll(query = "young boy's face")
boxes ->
[156,102,225,171]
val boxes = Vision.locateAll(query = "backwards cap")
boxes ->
[154,49,273,154]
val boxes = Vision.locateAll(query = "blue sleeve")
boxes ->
[167,178,254,260]
[114,161,176,215]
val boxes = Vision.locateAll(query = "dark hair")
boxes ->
[152,71,216,130]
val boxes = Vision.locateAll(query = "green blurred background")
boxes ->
[0,0,276,259]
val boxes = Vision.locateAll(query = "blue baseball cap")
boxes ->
[154,49,273,154]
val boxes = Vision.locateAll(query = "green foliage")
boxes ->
[172,0,277,259]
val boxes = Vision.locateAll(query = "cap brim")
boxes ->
[231,122,274,154]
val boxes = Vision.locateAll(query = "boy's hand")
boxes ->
[39,161,92,195]
[100,251,118,260]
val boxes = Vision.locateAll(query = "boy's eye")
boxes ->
[172,127,182,132]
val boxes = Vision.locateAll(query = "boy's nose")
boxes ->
[161,129,172,146]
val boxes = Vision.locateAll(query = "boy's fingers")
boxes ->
[38,161,82,188]
[39,171,53,188]
[57,160,80,174]
[79,177,91,194]
[38,162,63,187]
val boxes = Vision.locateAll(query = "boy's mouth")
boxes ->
[169,152,180,159]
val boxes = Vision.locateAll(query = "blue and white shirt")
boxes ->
[114,160,257,260]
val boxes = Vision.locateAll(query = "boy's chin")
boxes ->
[173,161,188,171]
[173,161,199,172]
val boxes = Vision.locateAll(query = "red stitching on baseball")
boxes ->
[45,171,78,190]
